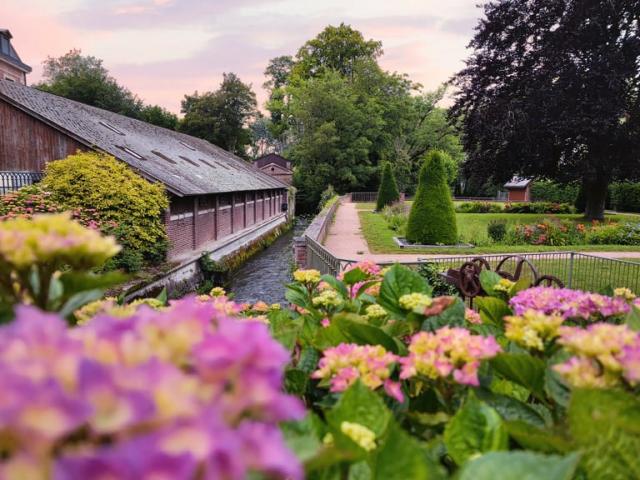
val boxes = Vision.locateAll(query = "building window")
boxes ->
[99,121,125,135]
[116,145,145,160]
[151,150,177,164]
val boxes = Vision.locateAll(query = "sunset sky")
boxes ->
[3,0,482,113]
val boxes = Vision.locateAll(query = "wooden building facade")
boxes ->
[0,80,290,260]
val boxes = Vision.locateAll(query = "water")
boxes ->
[228,218,309,304]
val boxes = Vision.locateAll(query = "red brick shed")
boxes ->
[0,80,290,260]
[254,153,293,184]
[504,178,533,202]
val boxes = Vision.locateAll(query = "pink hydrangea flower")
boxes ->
[400,327,501,387]
[0,299,304,479]
[312,344,401,400]
[510,287,630,320]
[554,323,640,388]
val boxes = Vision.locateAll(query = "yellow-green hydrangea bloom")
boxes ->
[340,422,376,451]
[399,293,432,311]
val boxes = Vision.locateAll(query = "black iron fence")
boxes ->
[0,171,44,195]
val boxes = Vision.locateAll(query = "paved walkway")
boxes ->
[323,200,640,262]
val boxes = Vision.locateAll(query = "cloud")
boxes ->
[5,0,482,113]
[63,0,280,30]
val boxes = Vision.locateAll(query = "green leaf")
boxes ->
[421,297,465,331]
[326,381,391,455]
[155,287,168,304]
[505,421,572,453]
[568,388,640,478]
[285,368,309,395]
[443,398,508,466]
[312,322,350,350]
[458,451,581,480]
[348,461,372,480]
[378,264,431,318]
[475,389,547,428]
[59,271,127,294]
[269,310,302,350]
[625,305,640,331]
[490,353,546,401]
[333,314,399,353]
[479,270,502,297]
[373,420,445,480]
[474,296,511,327]
[343,268,370,286]
[59,289,106,320]
[286,283,314,310]
[281,414,324,464]
[298,346,320,374]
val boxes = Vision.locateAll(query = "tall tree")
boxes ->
[292,23,383,80]
[179,73,258,158]
[36,50,177,129]
[37,49,142,118]
[451,0,640,220]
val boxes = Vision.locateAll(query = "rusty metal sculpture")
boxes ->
[441,255,564,302]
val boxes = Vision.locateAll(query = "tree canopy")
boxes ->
[36,50,177,130]
[451,0,640,220]
[179,73,258,158]
[265,23,463,211]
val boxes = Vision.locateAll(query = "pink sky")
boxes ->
[3,0,481,113]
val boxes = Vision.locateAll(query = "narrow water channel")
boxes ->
[228,217,309,304]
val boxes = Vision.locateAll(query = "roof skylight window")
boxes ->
[179,141,197,151]
[179,156,199,167]
[100,121,125,135]
[116,145,144,160]
[152,150,177,164]
[198,159,215,168]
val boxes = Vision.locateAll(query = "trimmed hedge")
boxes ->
[406,151,457,245]
[531,181,579,204]
[376,162,400,211]
[455,201,574,214]
[610,182,640,213]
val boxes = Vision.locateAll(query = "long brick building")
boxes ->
[0,79,290,260]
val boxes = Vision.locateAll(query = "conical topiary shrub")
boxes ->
[406,151,458,245]
[376,162,400,211]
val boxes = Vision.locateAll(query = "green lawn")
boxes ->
[358,210,640,255]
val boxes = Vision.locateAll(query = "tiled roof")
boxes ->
[254,153,292,172]
[0,80,287,196]
[504,177,532,189]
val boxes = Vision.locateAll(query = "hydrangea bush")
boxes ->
[1,213,640,479]
[280,262,640,479]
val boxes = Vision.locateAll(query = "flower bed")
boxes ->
[0,214,640,478]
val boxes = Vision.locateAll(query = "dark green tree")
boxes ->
[138,105,178,130]
[179,73,257,158]
[36,49,176,129]
[376,162,400,210]
[451,0,640,220]
[406,151,458,245]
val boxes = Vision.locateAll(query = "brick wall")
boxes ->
[166,188,288,259]
[167,196,195,258]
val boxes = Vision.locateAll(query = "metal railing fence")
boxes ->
[307,246,640,292]
[0,171,44,195]
[350,192,378,203]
